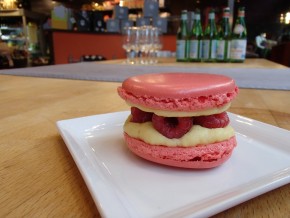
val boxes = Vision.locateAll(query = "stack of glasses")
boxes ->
[122,26,163,65]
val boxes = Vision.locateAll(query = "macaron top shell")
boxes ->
[121,73,236,98]
[118,73,238,112]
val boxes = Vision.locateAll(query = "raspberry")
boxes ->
[194,112,229,128]
[152,114,193,139]
[130,107,153,123]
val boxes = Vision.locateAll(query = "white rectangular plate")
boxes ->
[56,111,290,218]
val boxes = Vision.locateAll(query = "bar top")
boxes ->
[0,59,290,217]
[104,57,288,69]
[0,58,289,90]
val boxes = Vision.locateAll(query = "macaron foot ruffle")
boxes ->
[124,133,237,169]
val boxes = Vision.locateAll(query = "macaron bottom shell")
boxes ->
[124,133,237,169]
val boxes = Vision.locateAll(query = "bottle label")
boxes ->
[223,11,230,18]
[230,39,247,60]
[176,39,187,60]
[202,40,216,59]
[189,40,201,59]
[227,41,231,58]
[233,24,245,34]
[216,40,230,60]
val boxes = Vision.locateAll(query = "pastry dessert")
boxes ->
[117,73,239,168]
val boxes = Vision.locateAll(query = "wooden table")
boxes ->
[1,59,290,217]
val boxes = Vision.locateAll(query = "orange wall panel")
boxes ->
[52,31,176,64]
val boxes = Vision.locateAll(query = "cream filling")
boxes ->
[124,115,235,147]
[127,102,231,117]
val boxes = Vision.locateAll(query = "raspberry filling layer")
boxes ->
[130,107,230,139]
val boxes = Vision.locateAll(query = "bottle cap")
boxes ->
[223,7,230,18]
[238,7,245,17]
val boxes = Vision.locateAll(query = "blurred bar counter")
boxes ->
[48,29,176,64]
[47,30,290,67]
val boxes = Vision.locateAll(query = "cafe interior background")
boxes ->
[0,0,289,68]
[1,1,290,217]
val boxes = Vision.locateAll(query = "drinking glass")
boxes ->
[132,27,142,64]
[122,27,135,64]
[149,27,163,64]
[139,26,153,64]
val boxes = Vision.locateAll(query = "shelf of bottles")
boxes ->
[0,9,27,47]
[176,7,247,63]
[0,26,25,44]
[0,8,46,68]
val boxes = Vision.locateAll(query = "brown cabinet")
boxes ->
[50,30,176,64]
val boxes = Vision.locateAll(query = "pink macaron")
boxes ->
[118,72,239,169]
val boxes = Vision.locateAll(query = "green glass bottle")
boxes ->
[216,7,231,62]
[230,7,247,62]
[202,9,218,62]
[176,10,189,62]
[189,9,203,62]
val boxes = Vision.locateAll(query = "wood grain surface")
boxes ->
[1,59,289,217]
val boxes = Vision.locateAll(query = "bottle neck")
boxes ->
[222,16,230,28]
[233,14,247,37]
[206,17,217,37]
[181,18,187,24]
[181,13,187,21]
[209,12,215,20]
[194,18,202,31]
[235,14,246,25]
[209,19,216,27]
[220,8,231,36]
[180,13,188,27]
[220,17,231,37]
[223,11,230,19]
[191,15,202,36]
[178,14,188,36]
[222,11,230,28]
[195,13,201,24]
[238,10,245,18]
